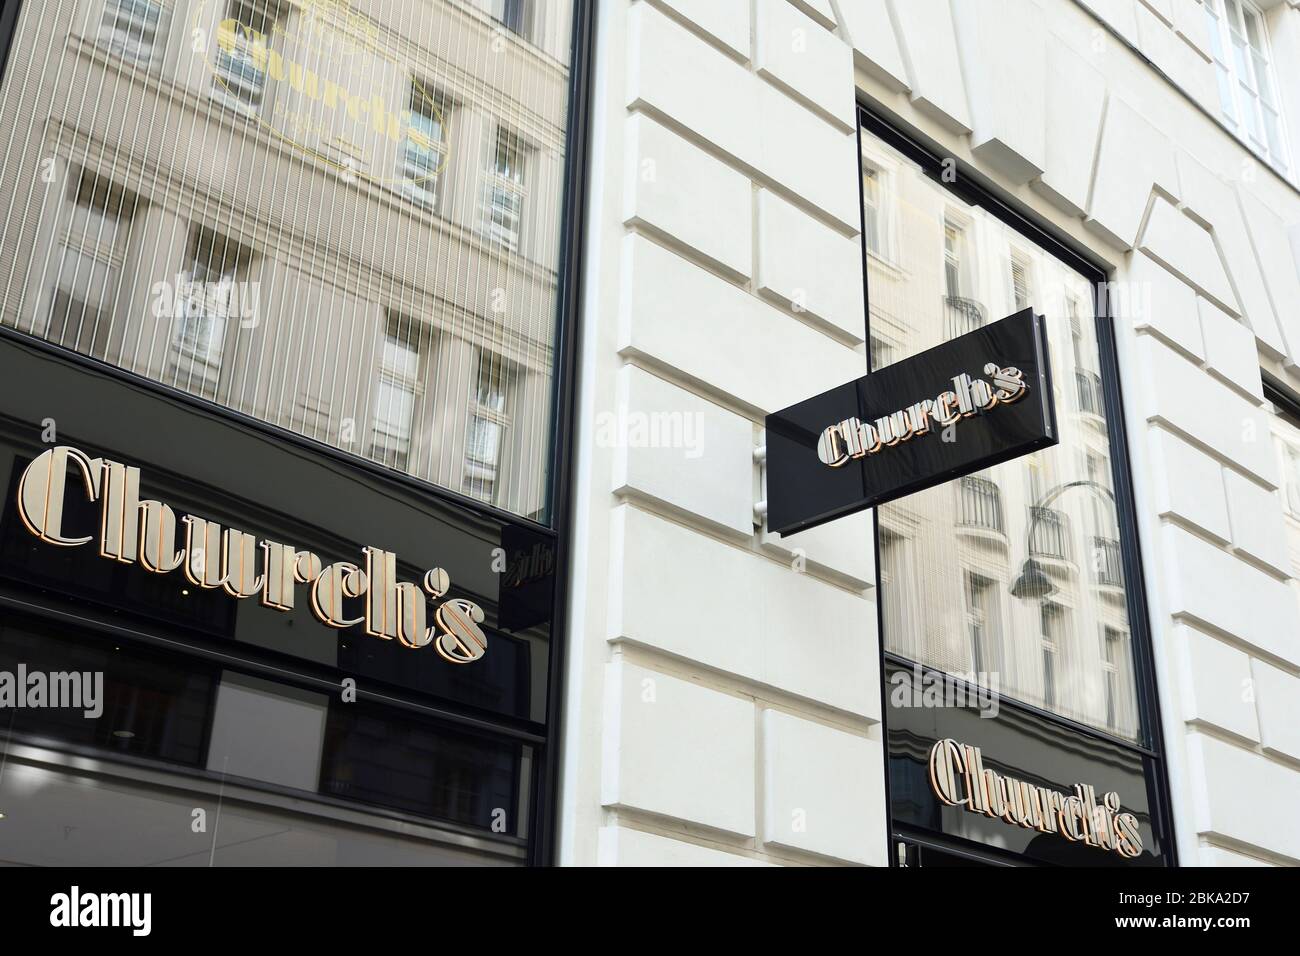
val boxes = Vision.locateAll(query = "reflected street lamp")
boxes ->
[1009,479,1115,601]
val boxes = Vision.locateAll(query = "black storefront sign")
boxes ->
[886,660,1171,867]
[0,331,556,845]
[765,308,1057,536]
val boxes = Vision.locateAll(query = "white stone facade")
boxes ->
[561,0,1300,867]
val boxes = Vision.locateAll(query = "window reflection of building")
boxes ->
[868,132,1142,742]
[5,0,574,523]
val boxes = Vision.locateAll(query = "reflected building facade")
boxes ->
[2,0,571,520]
[0,0,582,866]
[864,135,1139,743]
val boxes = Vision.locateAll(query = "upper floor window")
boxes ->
[1010,253,1032,311]
[943,220,964,298]
[1282,441,1300,517]
[97,0,171,68]
[1201,0,1291,176]
[464,349,512,505]
[1040,602,1067,709]
[1271,400,1300,518]
[401,79,450,210]
[483,127,528,252]
[168,225,256,397]
[368,315,426,473]
[964,571,1003,675]
[211,0,289,116]
[863,167,883,256]
[492,0,535,40]
[45,168,138,353]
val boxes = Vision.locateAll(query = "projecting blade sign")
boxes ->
[764,309,1058,536]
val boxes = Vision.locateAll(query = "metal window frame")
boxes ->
[857,102,1178,867]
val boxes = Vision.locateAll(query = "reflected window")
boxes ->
[45,169,138,355]
[464,350,511,504]
[863,166,883,256]
[965,572,1002,675]
[402,78,450,210]
[97,0,171,67]
[368,316,425,472]
[484,127,528,251]
[168,226,256,398]
[493,0,534,40]
[1010,253,1032,311]
[211,0,290,116]
[1040,603,1066,709]
[943,220,965,298]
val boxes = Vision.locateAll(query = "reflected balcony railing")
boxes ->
[943,295,987,340]
[1076,368,1104,417]
[1091,535,1124,588]
[1028,506,1072,561]
[958,475,1004,535]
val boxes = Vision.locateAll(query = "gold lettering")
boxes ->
[927,739,968,806]
[17,447,100,547]
[138,498,184,573]
[15,445,487,663]
[927,739,1143,859]
[434,598,488,664]
[311,562,367,628]
[98,460,139,563]
[260,541,297,611]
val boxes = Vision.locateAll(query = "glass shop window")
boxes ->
[0,0,579,523]
[866,130,1143,742]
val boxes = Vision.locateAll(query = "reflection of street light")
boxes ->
[1009,479,1115,601]
[1009,559,1055,600]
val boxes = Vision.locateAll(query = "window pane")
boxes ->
[1215,63,1237,124]
[0,0,577,523]
[867,131,1143,742]
[863,167,882,254]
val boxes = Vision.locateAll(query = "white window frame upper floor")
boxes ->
[1199,0,1294,178]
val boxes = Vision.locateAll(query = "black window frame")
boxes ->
[856,102,1177,867]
